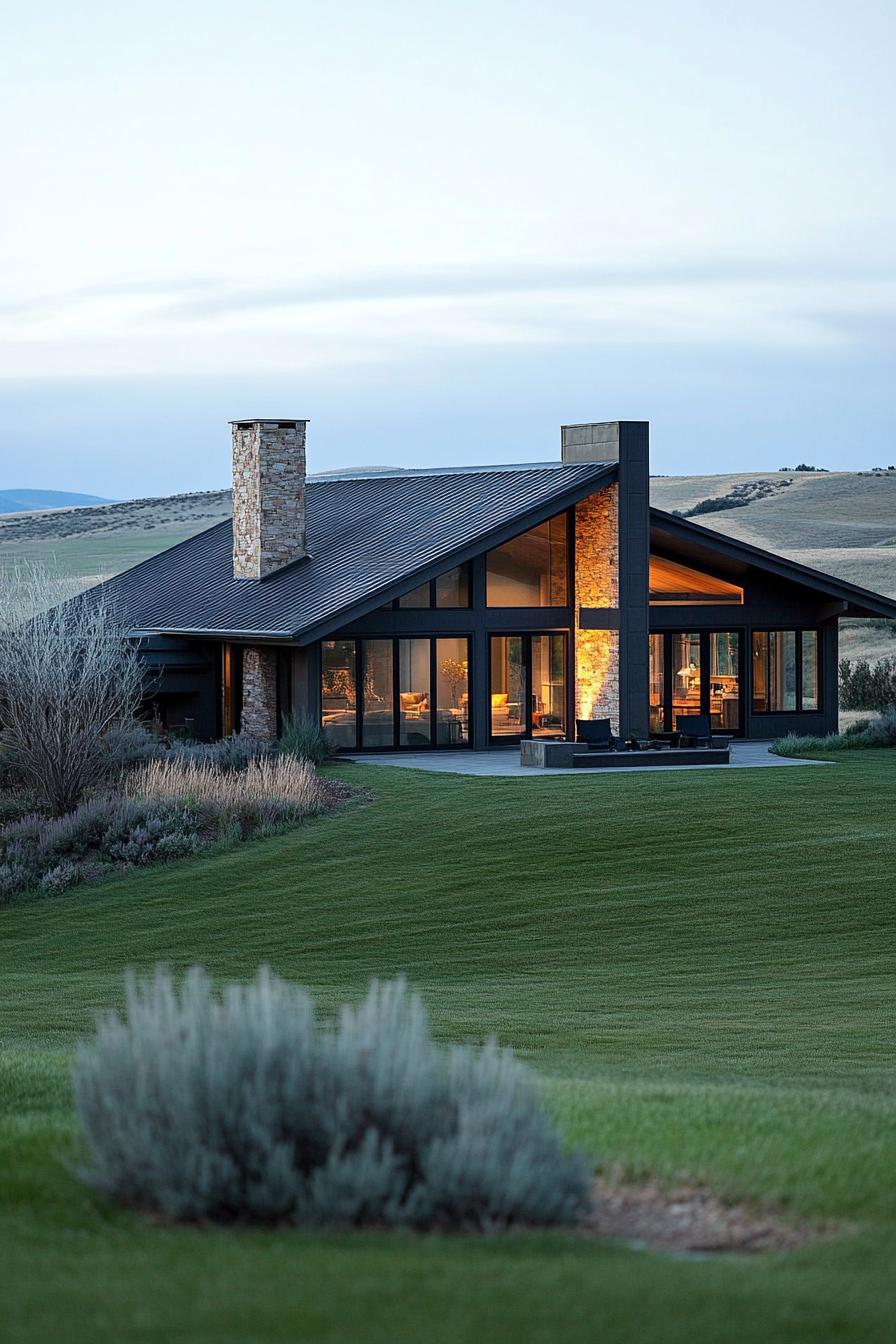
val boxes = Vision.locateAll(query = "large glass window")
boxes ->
[490,636,525,737]
[531,634,567,738]
[709,632,740,731]
[386,562,471,610]
[321,639,357,750]
[672,632,702,728]
[324,637,470,751]
[489,633,567,739]
[361,639,394,748]
[397,582,430,609]
[435,565,471,608]
[486,514,568,607]
[436,637,469,745]
[649,630,742,734]
[398,638,431,746]
[802,631,818,711]
[648,633,664,734]
[752,630,817,712]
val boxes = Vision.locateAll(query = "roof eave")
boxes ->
[651,508,896,619]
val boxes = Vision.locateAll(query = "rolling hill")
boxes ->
[0,469,893,660]
[0,488,112,514]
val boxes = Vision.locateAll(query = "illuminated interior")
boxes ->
[321,637,470,750]
[649,555,743,605]
[490,634,567,739]
[649,630,741,733]
[486,515,568,606]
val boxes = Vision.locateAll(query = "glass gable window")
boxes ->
[752,630,818,713]
[486,515,568,607]
[649,555,744,605]
[435,565,471,608]
[386,562,471,610]
[397,582,430,609]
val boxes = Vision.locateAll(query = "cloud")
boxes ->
[1,259,894,381]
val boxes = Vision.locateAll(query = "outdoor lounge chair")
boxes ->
[675,714,713,747]
[576,718,617,751]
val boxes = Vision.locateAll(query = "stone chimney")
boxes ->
[562,421,650,740]
[231,419,308,579]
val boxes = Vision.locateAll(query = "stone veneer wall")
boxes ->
[232,420,307,579]
[241,647,279,741]
[574,484,620,727]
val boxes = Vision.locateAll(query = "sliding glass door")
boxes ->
[489,634,567,741]
[649,631,743,735]
[321,636,470,752]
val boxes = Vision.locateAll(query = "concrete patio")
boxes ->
[350,741,830,777]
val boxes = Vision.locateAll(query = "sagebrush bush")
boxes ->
[73,970,591,1230]
[279,712,330,767]
[771,708,896,758]
[0,754,331,902]
[0,796,204,899]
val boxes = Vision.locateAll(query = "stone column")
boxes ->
[574,484,620,728]
[241,647,279,741]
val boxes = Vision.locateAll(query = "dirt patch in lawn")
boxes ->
[584,1176,834,1253]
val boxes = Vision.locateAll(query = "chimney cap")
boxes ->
[230,418,310,428]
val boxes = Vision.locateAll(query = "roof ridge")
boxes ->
[308,461,607,482]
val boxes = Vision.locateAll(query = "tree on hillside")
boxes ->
[0,564,143,815]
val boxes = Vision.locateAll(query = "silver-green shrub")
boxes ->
[278,711,330,767]
[73,970,591,1229]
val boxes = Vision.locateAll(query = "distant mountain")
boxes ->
[0,488,113,515]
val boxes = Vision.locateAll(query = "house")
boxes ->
[104,418,896,750]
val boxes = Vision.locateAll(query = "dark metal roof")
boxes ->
[103,461,616,643]
[651,509,896,619]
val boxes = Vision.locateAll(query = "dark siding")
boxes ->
[617,423,650,738]
[137,635,218,739]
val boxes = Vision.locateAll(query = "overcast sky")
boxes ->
[1,0,894,496]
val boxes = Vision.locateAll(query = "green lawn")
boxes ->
[1,752,894,1343]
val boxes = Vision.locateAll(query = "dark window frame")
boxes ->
[487,630,570,744]
[751,628,821,715]
[323,634,472,752]
[382,561,473,612]
[649,628,747,737]
[485,510,573,610]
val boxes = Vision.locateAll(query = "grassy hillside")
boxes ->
[651,470,896,598]
[0,490,231,582]
[2,754,895,1343]
[0,471,893,659]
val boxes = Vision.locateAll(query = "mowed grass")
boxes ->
[1,752,894,1343]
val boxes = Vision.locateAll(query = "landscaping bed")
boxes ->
[0,737,353,903]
